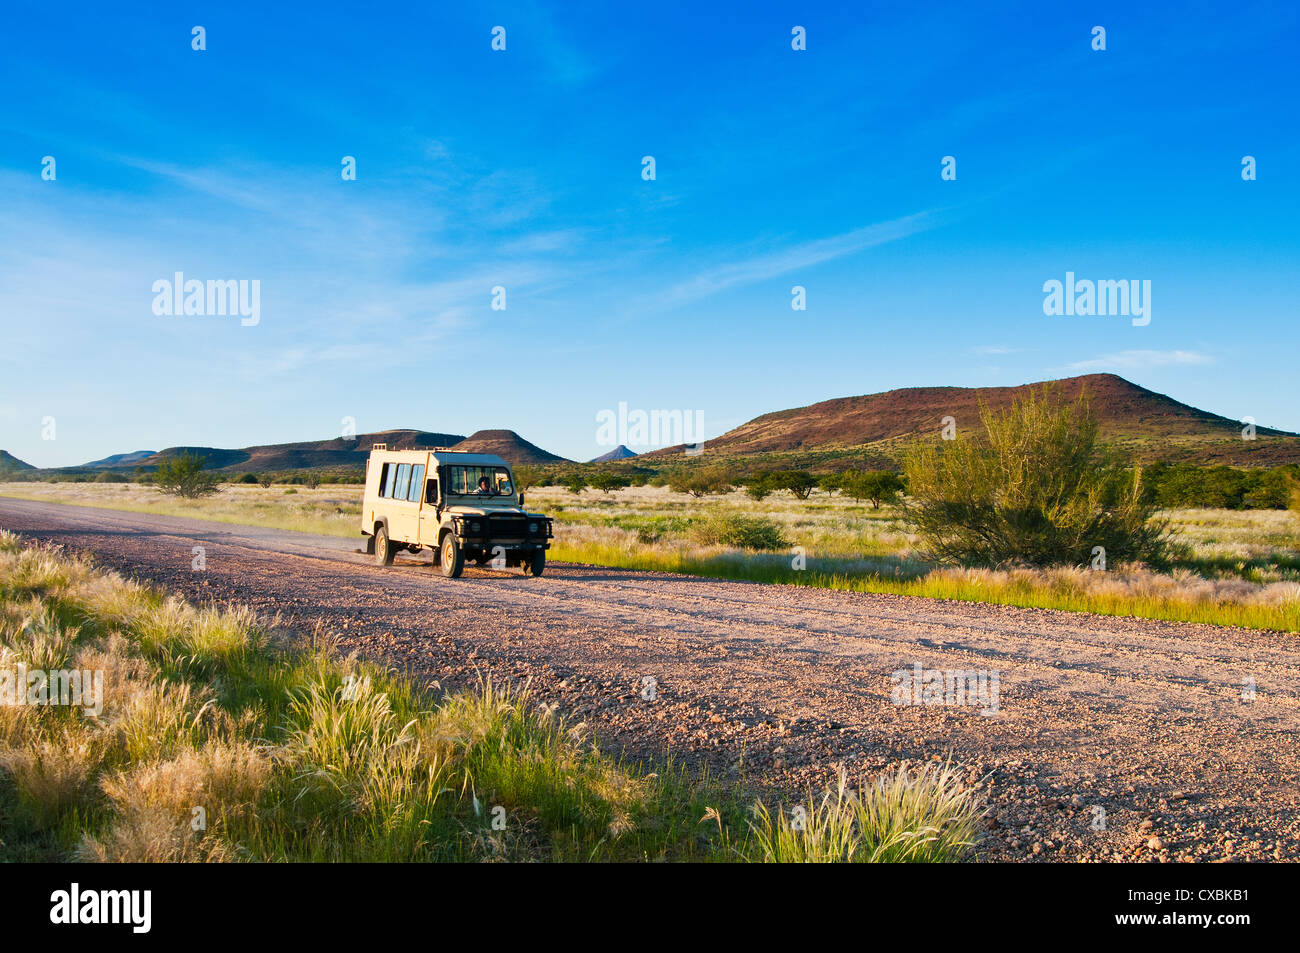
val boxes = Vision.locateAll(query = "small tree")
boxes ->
[565,474,588,495]
[669,466,734,498]
[589,472,631,494]
[769,470,817,500]
[514,465,540,491]
[901,386,1166,567]
[817,473,843,496]
[304,473,321,490]
[744,473,774,501]
[153,452,220,499]
[842,470,905,509]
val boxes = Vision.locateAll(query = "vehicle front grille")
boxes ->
[488,516,529,538]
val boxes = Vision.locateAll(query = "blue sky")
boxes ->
[1,1,1297,466]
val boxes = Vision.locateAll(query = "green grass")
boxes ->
[0,531,981,863]
[549,540,1300,631]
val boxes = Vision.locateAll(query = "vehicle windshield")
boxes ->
[445,465,514,497]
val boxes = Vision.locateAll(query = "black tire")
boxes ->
[375,526,395,566]
[440,534,464,578]
[524,549,545,577]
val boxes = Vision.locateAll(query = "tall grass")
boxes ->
[747,763,983,863]
[549,540,1300,632]
[0,531,982,863]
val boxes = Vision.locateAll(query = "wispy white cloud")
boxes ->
[664,211,938,305]
[1065,350,1214,372]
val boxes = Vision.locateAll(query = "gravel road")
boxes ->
[2,496,1296,863]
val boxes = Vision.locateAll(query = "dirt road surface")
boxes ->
[2,496,1296,863]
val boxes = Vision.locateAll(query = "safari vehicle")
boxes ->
[360,444,553,577]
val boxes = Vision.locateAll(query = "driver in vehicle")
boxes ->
[476,476,493,495]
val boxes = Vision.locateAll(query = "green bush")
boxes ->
[236,473,259,484]
[901,386,1167,567]
[95,472,129,484]
[743,475,773,501]
[817,473,843,495]
[153,452,220,499]
[688,513,788,551]
[1145,463,1291,510]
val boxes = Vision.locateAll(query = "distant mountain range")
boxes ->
[130,430,469,472]
[131,429,564,471]
[3,375,1298,474]
[1,429,565,474]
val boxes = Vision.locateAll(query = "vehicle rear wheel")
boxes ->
[375,526,395,566]
[524,549,545,577]
[440,535,464,578]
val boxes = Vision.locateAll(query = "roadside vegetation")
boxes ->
[0,532,982,862]
[901,386,1168,567]
[3,387,1299,632]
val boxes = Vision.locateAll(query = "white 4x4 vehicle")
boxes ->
[361,444,553,577]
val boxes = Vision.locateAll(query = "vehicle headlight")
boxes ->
[529,522,538,533]
[470,521,482,533]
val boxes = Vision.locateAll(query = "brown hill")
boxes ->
[137,430,467,473]
[646,374,1300,467]
[451,430,567,464]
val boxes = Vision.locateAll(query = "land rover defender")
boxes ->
[360,444,553,577]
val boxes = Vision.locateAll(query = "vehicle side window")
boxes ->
[424,479,438,505]
[381,463,396,499]
[407,465,425,502]
[394,463,412,501]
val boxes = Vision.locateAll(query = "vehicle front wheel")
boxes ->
[524,549,546,577]
[375,526,395,566]
[440,535,464,578]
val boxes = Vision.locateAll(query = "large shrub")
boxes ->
[668,466,735,498]
[901,386,1166,567]
[688,513,788,550]
[153,452,220,499]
